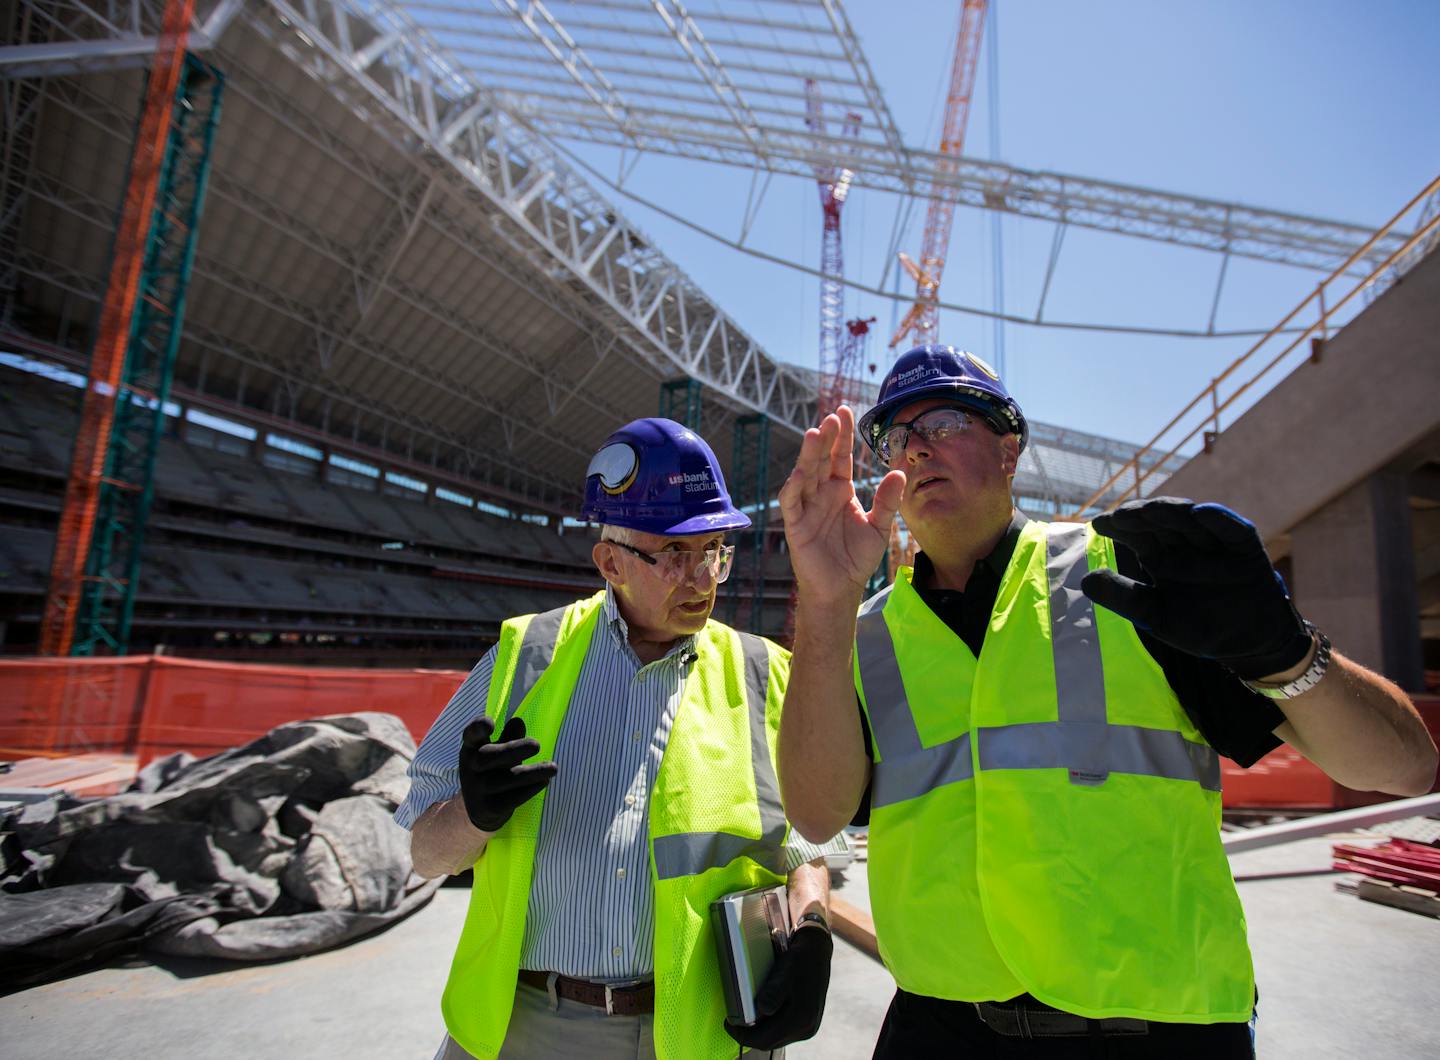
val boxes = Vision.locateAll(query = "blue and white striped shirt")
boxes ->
[395,586,845,983]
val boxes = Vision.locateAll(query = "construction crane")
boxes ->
[804,79,866,415]
[889,0,989,349]
[40,0,198,656]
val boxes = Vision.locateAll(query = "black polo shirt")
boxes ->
[852,511,1286,825]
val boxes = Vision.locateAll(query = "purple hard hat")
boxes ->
[858,344,1028,456]
[581,417,752,536]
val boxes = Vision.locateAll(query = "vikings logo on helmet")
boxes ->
[586,442,640,496]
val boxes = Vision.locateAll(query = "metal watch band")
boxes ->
[1243,624,1331,700]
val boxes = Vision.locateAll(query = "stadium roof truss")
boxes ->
[396,0,1407,275]
[0,0,1290,520]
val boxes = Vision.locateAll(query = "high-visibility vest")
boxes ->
[855,521,1254,1022]
[440,591,794,1059]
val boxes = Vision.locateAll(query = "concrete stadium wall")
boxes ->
[1159,249,1440,689]
[1159,248,1440,542]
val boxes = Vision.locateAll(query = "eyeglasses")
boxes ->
[612,541,736,585]
[875,406,977,466]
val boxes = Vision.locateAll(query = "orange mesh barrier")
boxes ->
[4,663,1435,799]
[133,657,466,765]
[0,656,467,768]
[0,656,152,755]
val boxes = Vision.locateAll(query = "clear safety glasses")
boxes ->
[876,406,977,466]
[614,542,736,585]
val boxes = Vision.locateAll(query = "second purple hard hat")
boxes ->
[581,417,752,536]
[858,344,1029,455]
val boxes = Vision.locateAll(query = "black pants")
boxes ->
[872,991,1255,1059]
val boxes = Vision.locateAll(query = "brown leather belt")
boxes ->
[973,997,1149,1038]
[518,969,655,1016]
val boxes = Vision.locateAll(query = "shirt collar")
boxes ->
[913,508,1030,591]
[602,583,698,662]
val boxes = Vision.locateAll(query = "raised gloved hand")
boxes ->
[724,920,833,1051]
[1081,497,1313,680]
[457,715,558,833]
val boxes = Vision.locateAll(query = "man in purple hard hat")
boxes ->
[776,344,1436,1057]
[397,417,843,1060]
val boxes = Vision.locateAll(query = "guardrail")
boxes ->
[1062,173,1440,520]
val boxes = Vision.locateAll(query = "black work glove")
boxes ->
[724,921,833,1051]
[457,716,558,833]
[1082,497,1312,681]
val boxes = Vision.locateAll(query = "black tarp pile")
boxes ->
[0,712,442,990]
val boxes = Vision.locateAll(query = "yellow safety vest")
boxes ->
[440,591,794,1058]
[855,521,1254,1022]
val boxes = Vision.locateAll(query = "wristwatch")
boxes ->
[1242,623,1331,700]
[794,911,829,934]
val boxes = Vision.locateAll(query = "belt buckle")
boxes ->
[604,983,615,1016]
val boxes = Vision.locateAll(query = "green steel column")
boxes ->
[724,414,770,632]
[659,378,702,430]
[74,55,223,655]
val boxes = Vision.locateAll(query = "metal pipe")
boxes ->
[1222,793,1440,855]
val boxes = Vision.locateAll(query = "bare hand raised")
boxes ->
[778,405,906,605]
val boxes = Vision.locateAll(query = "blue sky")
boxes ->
[551,0,1439,449]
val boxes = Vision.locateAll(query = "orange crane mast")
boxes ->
[889,0,989,349]
[39,0,195,655]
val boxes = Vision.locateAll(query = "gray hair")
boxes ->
[599,524,641,547]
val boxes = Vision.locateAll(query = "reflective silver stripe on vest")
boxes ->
[855,522,1221,806]
[1048,524,1106,726]
[977,721,1222,791]
[652,631,789,880]
[858,586,975,808]
[503,604,570,722]
[1039,522,1218,789]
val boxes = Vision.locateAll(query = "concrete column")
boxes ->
[1289,470,1423,690]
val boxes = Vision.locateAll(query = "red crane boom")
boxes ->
[804,78,863,413]
[890,0,988,349]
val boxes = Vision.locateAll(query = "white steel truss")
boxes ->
[253,0,818,435]
[393,0,1407,274]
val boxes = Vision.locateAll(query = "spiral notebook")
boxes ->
[710,883,791,1026]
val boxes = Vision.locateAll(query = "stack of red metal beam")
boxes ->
[1333,835,1440,917]
[1332,838,1440,889]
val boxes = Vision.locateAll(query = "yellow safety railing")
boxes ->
[1062,173,1440,521]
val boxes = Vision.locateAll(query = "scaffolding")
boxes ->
[74,56,223,655]
[724,412,771,633]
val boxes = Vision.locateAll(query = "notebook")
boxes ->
[710,883,791,1026]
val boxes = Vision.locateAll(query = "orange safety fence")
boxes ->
[0,656,467,769]
[4,661,1436,807]
[0,656,153,755]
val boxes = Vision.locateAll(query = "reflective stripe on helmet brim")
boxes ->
[859,523,1220,809]
[653,630,788,880]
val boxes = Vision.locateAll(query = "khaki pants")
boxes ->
[436,980,780,1059]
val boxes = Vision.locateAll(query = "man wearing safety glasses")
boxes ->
[776,344,1435,1057]
[397,417,843,1060]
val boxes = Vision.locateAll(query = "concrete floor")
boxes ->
[3,834,1436,1059]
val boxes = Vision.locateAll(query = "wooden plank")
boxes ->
[830,895,879,958]
[1355,878,1440,919]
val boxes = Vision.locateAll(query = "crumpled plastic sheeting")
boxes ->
[0,713,442,989]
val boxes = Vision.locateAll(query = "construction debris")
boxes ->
[1332,821,1440,919]
[0,713,440,989]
